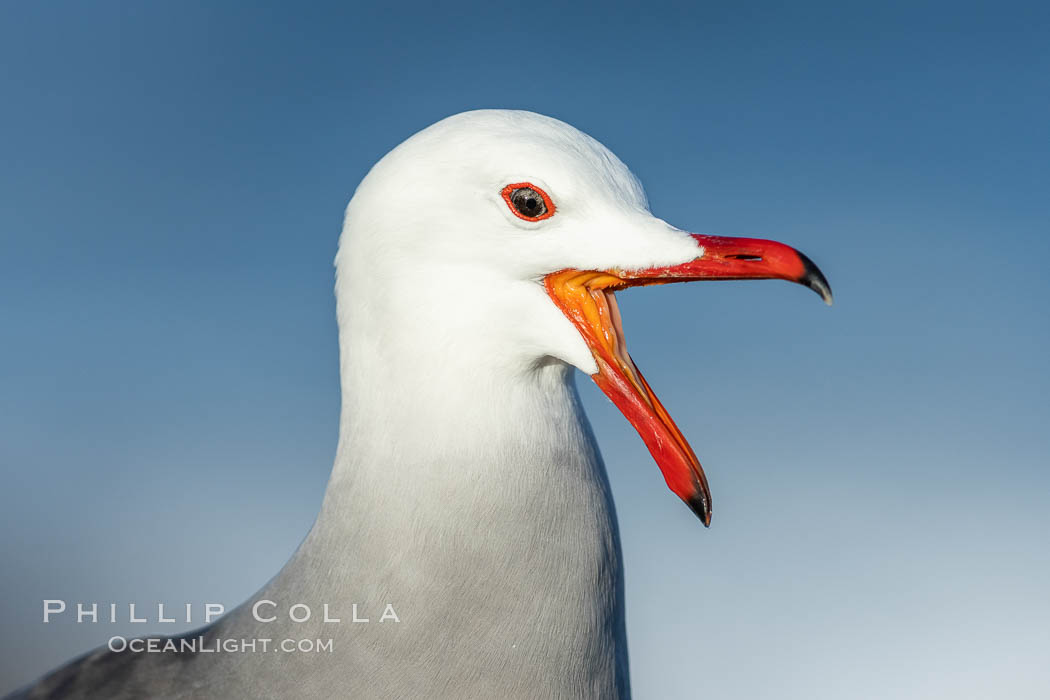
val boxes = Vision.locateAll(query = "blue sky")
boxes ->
[1,1,1048,697]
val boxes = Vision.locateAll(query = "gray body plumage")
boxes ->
[14,365,630,699]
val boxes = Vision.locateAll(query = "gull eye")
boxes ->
[501,182,555,221]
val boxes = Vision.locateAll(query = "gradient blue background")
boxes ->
[2,1,1048,697]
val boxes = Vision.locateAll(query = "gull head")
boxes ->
[335,109,831,526]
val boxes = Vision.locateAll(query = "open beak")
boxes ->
[544,233,831,526]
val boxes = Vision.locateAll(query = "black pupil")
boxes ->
[512,188,545,217]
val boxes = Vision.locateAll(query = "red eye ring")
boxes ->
[501,182,556,221]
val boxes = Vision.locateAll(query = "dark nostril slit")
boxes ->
[727,254,763,261]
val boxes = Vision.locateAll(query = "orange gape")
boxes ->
[543,269,713,525]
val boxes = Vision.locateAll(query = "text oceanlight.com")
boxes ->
[107,636,335,654]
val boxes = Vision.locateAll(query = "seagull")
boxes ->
[13,110,830,699]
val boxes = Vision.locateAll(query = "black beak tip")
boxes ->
[686,493,712,527]
[798,251,833,306]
